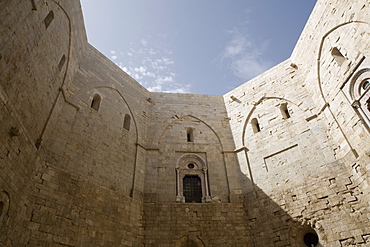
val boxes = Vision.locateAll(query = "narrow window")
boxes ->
[31,0,37,10]
[183,175,202,203]
[331,47,345,65]
[280,103,291,119]
[44,10,54,29]
[186,128,193,142]
[58,55,66,71]
[123,114,131,131]
[251,118,261,133]
[91,94,101,111]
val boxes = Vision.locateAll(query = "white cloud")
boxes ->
[155,76,174,84]
[141,39,148,46]
[162,57,174,65]
[134,66,147,73]
[232,56,271,79]
[147,85,162,92]
[151,60,166,70]
[134,74,142,80]
[146,71,156,78]
[109,35,192,94]
[224,35,251,58]
[164,88,185,93]
[222,28,272,80]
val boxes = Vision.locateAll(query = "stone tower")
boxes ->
[0,0,369,246]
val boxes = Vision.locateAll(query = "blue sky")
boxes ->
[80,0,316,95]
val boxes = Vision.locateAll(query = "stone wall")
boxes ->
[30,161,143,246]
[224,0,370,245]
[142,203,249,246]
[144,93,247,204]
[0,1,147,246]
[0,0,82,245]
[0,0,369,246]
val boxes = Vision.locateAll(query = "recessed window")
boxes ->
[280,103,291,119]
[251,118,261,133]
[331,47,345,65]
[186,128,194,142]
[123,114,131,131]
[31,0,37,10]
[44,10,54,29]
[183,175,202,203]
[90,94,101,111]
[303,232,319,247]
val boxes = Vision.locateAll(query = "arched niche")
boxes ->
[84,87,138,138]
[239,97,315,194]
[318,22,370,105]
[158,115,223,149]
[0,1,71,145]
[175,235,206,247]
[317,22,370,150]
[154,114,229,203]
[289,223,323,247]
[51,86,139,196]
[90,94,101,111]
[241,97,304,147]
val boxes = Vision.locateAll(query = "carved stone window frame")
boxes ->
[175,154,211,203]
[347,67,370,128]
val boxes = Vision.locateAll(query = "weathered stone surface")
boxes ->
[0,0,369,246]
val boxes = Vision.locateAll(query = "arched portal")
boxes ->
[176,154,211,203]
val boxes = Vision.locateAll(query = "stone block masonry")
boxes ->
[0,0,370,246]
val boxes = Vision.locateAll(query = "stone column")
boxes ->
[175,168,183,202]
[202,168,212,202]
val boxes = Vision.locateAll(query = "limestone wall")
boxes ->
[0,0,83,245]
[224,0,370,245]
[292,1,370,244]
[143,203,250,246]
[144,92,248,204]
[45,44,149,199]
[291,0,370,161]
[0,1,147,245]
[1,0,370,246]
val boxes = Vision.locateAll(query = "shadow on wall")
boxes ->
[244,186,322,247]
[142,180,322,247]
